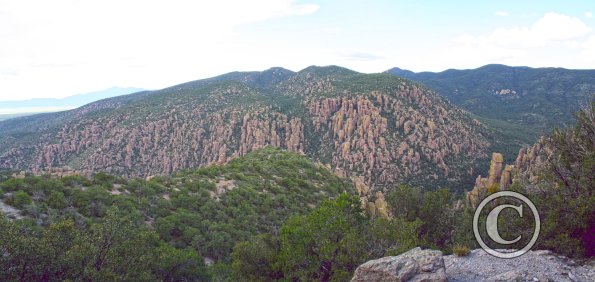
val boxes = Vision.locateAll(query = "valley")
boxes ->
[0,65,592,281]
[2,1,594,281]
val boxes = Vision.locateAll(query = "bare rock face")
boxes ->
[306,90,488,189]
[351,247,447,282]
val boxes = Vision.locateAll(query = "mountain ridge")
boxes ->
[385,64,595,139]
[0,65,493,192]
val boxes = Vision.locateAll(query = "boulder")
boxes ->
[351,247,446,282]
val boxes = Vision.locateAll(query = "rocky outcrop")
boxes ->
[0,200,22,219]
[23,104,304,177]
[444,249,594,282]
[354,176,390,218]
[352,248,595,282]
[513,137,552,185]
[467,138,553,208]
[467,153,511,208]
[306,90,488,188]
[373,191,390,218]
[487,153,504,187]
[351,247,447,282]
[10,171,26,179]
[33,166,92,178]
[495,89,518,97]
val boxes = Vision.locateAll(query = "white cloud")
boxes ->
[495,11,509,17]
[0,0,319,100]
[323,27,343,34]
[343,52,384,61]
[455,12,591,48]
[579,36,595,64]
[586,12,593,18]
[445,12,595,70]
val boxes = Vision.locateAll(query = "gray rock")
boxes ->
[351,247,446,282]
[444,249,594,282]
[353,248,594,282]
[0,200,22,219]
[486,270,525,281]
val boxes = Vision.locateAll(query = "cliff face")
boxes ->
[305,91,486,186]
[0,66,490,191]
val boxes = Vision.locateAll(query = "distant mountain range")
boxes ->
[385,65,595,145]
[0,87,145,120]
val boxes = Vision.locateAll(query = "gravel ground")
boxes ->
[444,249,595,282]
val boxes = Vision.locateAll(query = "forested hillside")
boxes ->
[0,66,493,192]
[1,103,592,281]
[0,148,353,280]
[386,65,595,156]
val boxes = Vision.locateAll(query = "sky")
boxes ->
[1,0,594,101]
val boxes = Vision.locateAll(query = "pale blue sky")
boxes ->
[0,0,593,101]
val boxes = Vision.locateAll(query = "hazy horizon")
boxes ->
[0,86,144,112]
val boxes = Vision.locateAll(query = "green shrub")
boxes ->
[0,178,26,192]
[13,190,32,208]
[453,244,471,257]
[487,183,500,194]
[231,234,282,281]
[47,191,68,209]
[93,172,115,185]
[61,175,92,187]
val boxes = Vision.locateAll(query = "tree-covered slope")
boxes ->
[386,64,595,143]
[0,147,354,265]
[0,66,491,191]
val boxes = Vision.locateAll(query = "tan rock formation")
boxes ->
[306,92,488,188]
[11,171,26,179]
[374,191,389,218]
[467,141,552,208]
[352,176,389,218]
[487,153,503,187]
[467,175,488,209]
[500,165,513,190]
[467,153,507,208]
